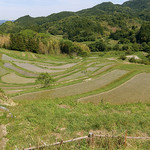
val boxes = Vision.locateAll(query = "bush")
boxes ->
[122,45,129,51]
[89,40,107,52]
[60,40,90,56]
[129,57,137,63]
[36,73,54,88]
[113,44,120,51]
[0,88,4,93]
[120,55,126,60]
[125,49,134,55]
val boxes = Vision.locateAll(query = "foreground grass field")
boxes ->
[0,48,150,149]
[1,98,150,149]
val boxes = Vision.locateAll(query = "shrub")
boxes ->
[88,40,107,52]
[0,88,4,93]
[129,57,137,63]
[36,73,54,88]
[125,49,134,55]
[122,45,129,51]
[120,55,126,60]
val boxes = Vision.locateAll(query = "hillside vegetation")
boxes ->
[0,0,149,59]
[0,0,150,149]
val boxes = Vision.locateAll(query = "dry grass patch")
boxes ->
[1,73,35,84]
[79,73,150,104]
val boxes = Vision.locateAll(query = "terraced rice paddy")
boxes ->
[87,67,98,72]
[4,63,37,77]
[93,64,115,75]
[0,48,150,104]
[38,63,77,69]
[58,67,98,82]
[0,66,8,76]
[5,89,23,95]
[13,70,128,100]
[54,69,79,79]
[14,62,66,73]
[2,54,19,62]
[79,73,150,104]
[58,71,87,82]
[1,73,35,84]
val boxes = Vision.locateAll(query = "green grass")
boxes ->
[0,48,150,149]
[1,98,150,149]
[0,48,79,63]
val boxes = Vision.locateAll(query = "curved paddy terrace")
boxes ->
[1,73,36,84]
[78,73,150,104]
[0,66,9,76]
[14,62,66,73]
[4,63,37,77]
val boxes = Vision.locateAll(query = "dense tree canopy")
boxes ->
[137,22,150,43]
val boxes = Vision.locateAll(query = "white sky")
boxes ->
[0,0,127,20]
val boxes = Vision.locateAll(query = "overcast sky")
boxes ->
[0,0,127,20]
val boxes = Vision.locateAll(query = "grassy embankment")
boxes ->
[0,48,150,149]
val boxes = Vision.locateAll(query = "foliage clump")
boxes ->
[36,73,54,88]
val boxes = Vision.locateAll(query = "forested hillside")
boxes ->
[0,0,149,58]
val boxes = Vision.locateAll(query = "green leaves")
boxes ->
[36,73,55,88]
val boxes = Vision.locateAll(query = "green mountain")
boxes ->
[0,0,149,57]
[123,0,150,11]
[123,0,150,20]
[77,2,133,16]
[1,0,149,34]
[15,11,76,26]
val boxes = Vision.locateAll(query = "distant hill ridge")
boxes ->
[0,0,149,35]
[14,0,150,25]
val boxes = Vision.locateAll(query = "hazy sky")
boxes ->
[0,0,127,20]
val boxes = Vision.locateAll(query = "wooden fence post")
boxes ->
[92,133,95,147]
[124,130,127,147]
[59,139,63,149]
[88,133,94,147]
